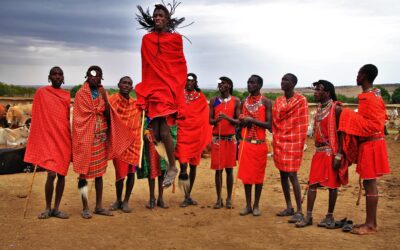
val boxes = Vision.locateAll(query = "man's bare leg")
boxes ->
[111,178,124,211]
[240,184,253,216]
[38,171,56,219]
[151,117,177,187]
[157,171,168,208]
[121,173,134,212]
[94,177,113,216]
[51,174,68,219]
[146,178,156,209]
[226,168,234,208]
[353,179,378,234]
[78,178,91,219]
[276,171,294,216]
[288,172,303,214]
[253,184,263,216]
[214,170,223,208]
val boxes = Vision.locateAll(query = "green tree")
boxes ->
[375,85,391,103]
[392,87,400,104]
[70,84,82,98]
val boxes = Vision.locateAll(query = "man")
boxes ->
[209,76,240,209]
[72,66,133,219]
[135,3,188,188]
[139,121,177,209]
[238,75,272,216]
[175,73,212,207]
[339,64,390,235]
[295,80,348,228]
[273,73,309,223]
[25,66,71,219]
[108,76,141,213]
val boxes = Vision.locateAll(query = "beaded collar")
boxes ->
[244,95,263,113]
[184,90,201,103]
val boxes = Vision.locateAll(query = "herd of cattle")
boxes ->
[0,103,32,147]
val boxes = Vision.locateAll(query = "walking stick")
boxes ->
[23,164,38,219]
[230,127,247,211]
[356,176,362,206]
[138,110,146,169]
[301,185,309,204]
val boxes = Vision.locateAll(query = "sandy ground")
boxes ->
[0,136,399,250]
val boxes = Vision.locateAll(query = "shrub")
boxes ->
[392,87,400,104]
[375,85,391,103]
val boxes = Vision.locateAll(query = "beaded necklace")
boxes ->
[184,90,200,103]
[315,99,333,145]
[244,95,263,114]
[217,95,231,110]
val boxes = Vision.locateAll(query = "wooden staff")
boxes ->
[23,165,38,219]
[356,176,362,206]
[138,110,146,169]
[301,185,309,204]
[230,127,247,211]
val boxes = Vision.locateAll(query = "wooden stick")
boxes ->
[230,127,247,211]
[356,176,362,206]
[138,110,146,169]
[23,165,38,219]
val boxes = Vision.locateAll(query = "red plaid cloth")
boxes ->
[109,93,141,166]
[272,93,308,172]
[24,86,71,176]
[72,83,135,177]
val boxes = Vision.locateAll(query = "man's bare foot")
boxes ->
[93,208,113,216]
[351,224,377,235]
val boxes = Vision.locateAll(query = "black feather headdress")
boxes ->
[136,0,193,33]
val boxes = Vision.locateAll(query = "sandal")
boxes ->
[162,167,178,188]
[295,216,313,228]
[93,208,113,216]
[288,212,304,223]
[252,207,261,216]
[38,209,52,219]
[157,199,169,209]
[239,207,253,216]
[121,202,132,213]
[318,217,334,227]
[213,199,224,209]
[51,210,69,219]
[342,220,354,232]
[81,209,92,219]
[180,197,198,207]
[326,217,347,229]
[225,198,233,209]
[110,201,122,211]
[146,198,156,209]
[276,208,294,217]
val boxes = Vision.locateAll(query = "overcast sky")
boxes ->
[0,0,399,89]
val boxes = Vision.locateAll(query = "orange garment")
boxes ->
[72,83,135,177]
[24,86,71,176]
[175,91,212,165]
[135,32,187,123]
[109,93,142,166]
[339,88,390,179]
[238,95,268,184]
[272,93,308,172]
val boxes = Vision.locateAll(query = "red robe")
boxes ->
[24,86,71,176]
[72,83,135,178]
[175,91,212,165]
[135,32,187,124]
[339,89,390,179]
[210,96,237,170]
[272,93,309,172]
[238,95,268,184]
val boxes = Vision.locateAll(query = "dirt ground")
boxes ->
[0,136,399,250]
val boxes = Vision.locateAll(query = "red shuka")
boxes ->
[211,97,237,170]
[272,93,309,172]
[175,91,212,165]
[72,83,135,176]
[24,86,71,176]
[135,32,187,123]
[339,89,390,179]
[238,95,268,184]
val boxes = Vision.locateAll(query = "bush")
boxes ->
[392,87,400,104]
[0,82,36,97]
[263,92,281,101]
[375,85,391,103]
[70,84,82,98]
[336,94,358,104]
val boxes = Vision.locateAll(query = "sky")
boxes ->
[0,0,399,89]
